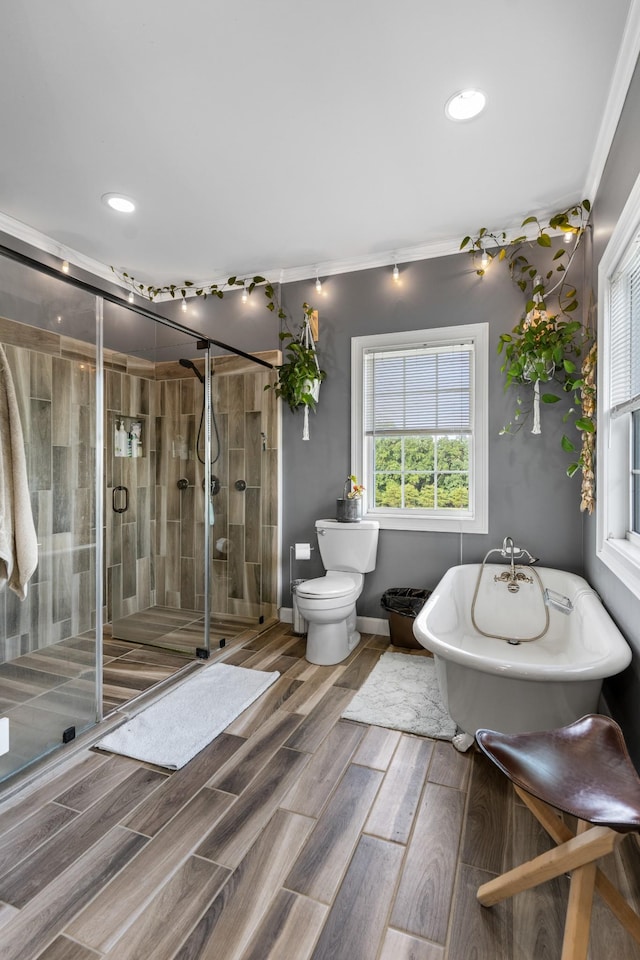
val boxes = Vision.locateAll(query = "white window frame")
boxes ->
[597,168,640,599]
[351,323,488,533]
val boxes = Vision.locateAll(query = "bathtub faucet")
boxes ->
[501,537,538,568]
[491,537,538,592]
[502,537,516,582]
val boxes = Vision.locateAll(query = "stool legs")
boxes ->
[477,788,634,960]
[561,821,597,960]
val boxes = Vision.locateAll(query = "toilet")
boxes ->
[294,519,380,665]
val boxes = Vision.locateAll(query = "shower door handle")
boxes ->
[112,485,128,513]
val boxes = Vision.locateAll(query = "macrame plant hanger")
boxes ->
[301,315,321,441]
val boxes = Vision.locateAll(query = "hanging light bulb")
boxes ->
[181,298,187,313]
[392,264,400,282]
[480,249,490,269]
[61,260,70,274]
[128,292,134,304]
[315,273,322,293]
[241,284,248,303]
[564,230,573,243]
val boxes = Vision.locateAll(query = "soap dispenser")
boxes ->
[115,420,127,457]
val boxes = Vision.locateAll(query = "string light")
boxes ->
[61,260,69,274]
[128,292,134,304]
[241,284,248,303]
[181,298,187,312]
[480,250,490,269]
[392,264,400,282]
[315,273,322,293]
[564,230,573,243]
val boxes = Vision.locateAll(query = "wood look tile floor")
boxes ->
[1,622,640,960]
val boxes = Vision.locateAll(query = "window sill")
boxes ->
[364,511,488,534]
[598,537,640,602]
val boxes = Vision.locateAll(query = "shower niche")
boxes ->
[113,414,145,458]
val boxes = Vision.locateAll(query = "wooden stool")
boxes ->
[475,714,640,960]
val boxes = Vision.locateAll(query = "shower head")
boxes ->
[178,358,205,384]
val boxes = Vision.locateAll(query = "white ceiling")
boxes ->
[0,0,638,292]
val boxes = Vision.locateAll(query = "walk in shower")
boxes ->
[0,245,280,782]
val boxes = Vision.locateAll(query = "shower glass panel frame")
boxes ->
[0,238,277,783]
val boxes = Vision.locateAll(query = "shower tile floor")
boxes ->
[0,611,277,782]
[0,622,639,959]
[112,605,278,655]
[0,630,196,782]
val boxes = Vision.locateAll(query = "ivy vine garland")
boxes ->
[461,200,596,513]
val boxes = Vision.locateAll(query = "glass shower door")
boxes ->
[208,353,278,644]
[105,302,213,660]
[0,255,100,783]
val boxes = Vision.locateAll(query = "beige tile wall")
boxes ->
[153,354,279,621]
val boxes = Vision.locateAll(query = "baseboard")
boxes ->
[277,607,389,637]
[357,615,390,636]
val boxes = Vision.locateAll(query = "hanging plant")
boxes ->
[265,302,326,440]
[460,200,596,513]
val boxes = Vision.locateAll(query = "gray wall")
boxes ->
[180,250,587,617]
[274,255,585,617]
[584,53,640,761]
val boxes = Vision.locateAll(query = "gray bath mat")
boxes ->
[95,663,279,769]
[341,651,456,739]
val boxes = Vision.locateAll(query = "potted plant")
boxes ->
[268,303,325,409]
[336,475,365,522]
[266,303,326,439]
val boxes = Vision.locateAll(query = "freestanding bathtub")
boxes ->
[413,562,631,748]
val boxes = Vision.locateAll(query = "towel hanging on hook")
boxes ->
[0,345,38,599]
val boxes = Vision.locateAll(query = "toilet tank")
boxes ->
[315,519,379,573]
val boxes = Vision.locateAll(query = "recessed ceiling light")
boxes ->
[102,193,136,213]
[445,90,486,121]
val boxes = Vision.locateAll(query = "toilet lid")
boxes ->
[296,575,355,600]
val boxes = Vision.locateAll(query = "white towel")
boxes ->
[0,345,38,599]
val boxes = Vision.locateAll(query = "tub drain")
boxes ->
[507,639,521,645]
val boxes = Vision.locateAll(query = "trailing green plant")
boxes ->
[460,200,596,511]
[267,302,326,413]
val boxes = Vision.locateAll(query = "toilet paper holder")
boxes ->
[289,542,314,588]
[289,543,315,634]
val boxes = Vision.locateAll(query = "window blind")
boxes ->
[363,341,473,436]
[611,238,640,417]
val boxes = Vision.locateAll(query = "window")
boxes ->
[351,323,488,533]
[597,169,640,598]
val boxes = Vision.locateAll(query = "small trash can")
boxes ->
[381,587,432,650]
[291,579,308,636]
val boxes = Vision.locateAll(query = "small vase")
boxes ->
[336,497,362,522]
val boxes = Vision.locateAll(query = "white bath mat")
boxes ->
[341,652,456,740]
[95,663,279,769]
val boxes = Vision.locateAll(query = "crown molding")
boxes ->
[0,198,602,304]
[584,0,640,202]
[0,210,131,292]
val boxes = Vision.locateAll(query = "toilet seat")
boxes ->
[295,574,356,600]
